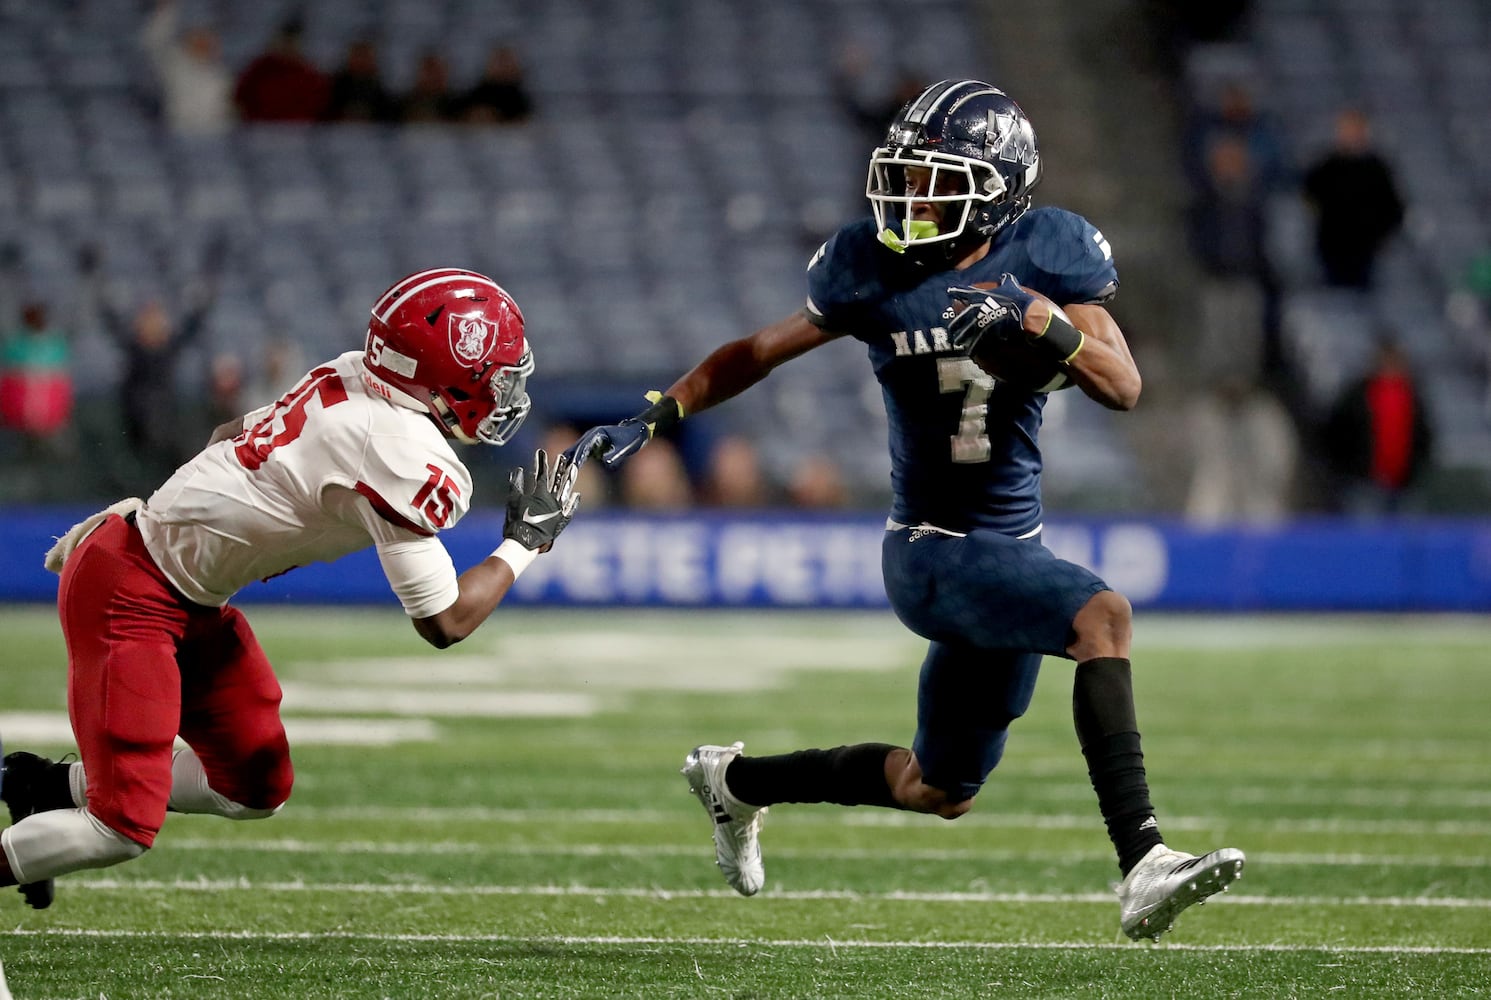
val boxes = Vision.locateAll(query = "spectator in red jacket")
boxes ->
[234,18,329,123]
[1322,339,1435,515]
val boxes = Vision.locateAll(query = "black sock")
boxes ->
[1073,657,1164,875]
[39,758,78,812]
[724,743,901,809]
[2,755,78,813]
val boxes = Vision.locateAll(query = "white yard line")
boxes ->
[61,878,1491,910]
[283,804,1491,838]
[155,838,1491,869]
[0,712,441,746]
[278,684,596,717]
[1,926,1487,955]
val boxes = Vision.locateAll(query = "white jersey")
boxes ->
[137,351,472,617]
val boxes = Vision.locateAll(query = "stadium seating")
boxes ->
[1203,0,1491,484]
[0,0,1145,507]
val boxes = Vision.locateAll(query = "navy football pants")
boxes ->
[882,525,1109,800]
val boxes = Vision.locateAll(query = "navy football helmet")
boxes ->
[866,80,1041,264]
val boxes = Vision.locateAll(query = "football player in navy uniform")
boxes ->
[567,80,1244,940]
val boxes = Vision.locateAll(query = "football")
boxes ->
[962,282,1078,393]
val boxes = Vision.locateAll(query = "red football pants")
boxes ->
[56,514,294,847]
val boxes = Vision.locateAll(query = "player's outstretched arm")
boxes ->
[411,449,579,649]
[667,311,841,415]
[566,312,841,470]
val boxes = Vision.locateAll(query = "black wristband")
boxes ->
[636,393,684,436]
[1030,311,1086,363]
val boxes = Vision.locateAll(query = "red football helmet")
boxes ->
[363,268,532,445]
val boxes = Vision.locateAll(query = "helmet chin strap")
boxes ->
[360,359,479,443]
[431,396,479,444]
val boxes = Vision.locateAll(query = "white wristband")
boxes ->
[491,538,539,579]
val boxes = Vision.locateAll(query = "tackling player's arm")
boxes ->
[358,449,578,650]
[411,554,518,649]
[410,449,579,649]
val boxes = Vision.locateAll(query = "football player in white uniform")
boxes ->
[0,268,579,910]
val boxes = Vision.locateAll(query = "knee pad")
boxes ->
[2,808,146,884]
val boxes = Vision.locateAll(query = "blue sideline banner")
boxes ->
[2,507,1489,611]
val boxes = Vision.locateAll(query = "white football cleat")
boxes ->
[1118,843,1245,941]
[680,741,767,896]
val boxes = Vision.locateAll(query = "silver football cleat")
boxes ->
[1118,843,1246,941]
[680,741,767,896]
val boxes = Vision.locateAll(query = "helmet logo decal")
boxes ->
[450,315,494,363]
[987,110,1037,168]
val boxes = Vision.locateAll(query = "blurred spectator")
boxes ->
[205,352,245,430]
[101,298,212,473]
[399,52,459,123]
[0,302,74,455]
[234,18,331,123]
[1463,248,1491,317]
[787,454,850,509]
[141,0,233,134]
[619,437,694,510]
[461,45,535,125]
[701,434,770,507]
[244,338,306,408]
[1302,108,1405,290]
[1138,0,1252,76]
[1184,376,1298,525]
[832,44,925,149]
[324,39,396,123]
[1182,80,1288,196]
[1321,339,1435,516]
[1186,133,1281,381]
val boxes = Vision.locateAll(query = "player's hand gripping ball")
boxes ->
[947,279,1077,393]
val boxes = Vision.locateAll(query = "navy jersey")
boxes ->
[805,207,1119,535]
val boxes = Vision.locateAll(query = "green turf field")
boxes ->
[0,605,1488,998]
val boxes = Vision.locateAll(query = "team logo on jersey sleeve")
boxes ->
[449,314,495,363]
